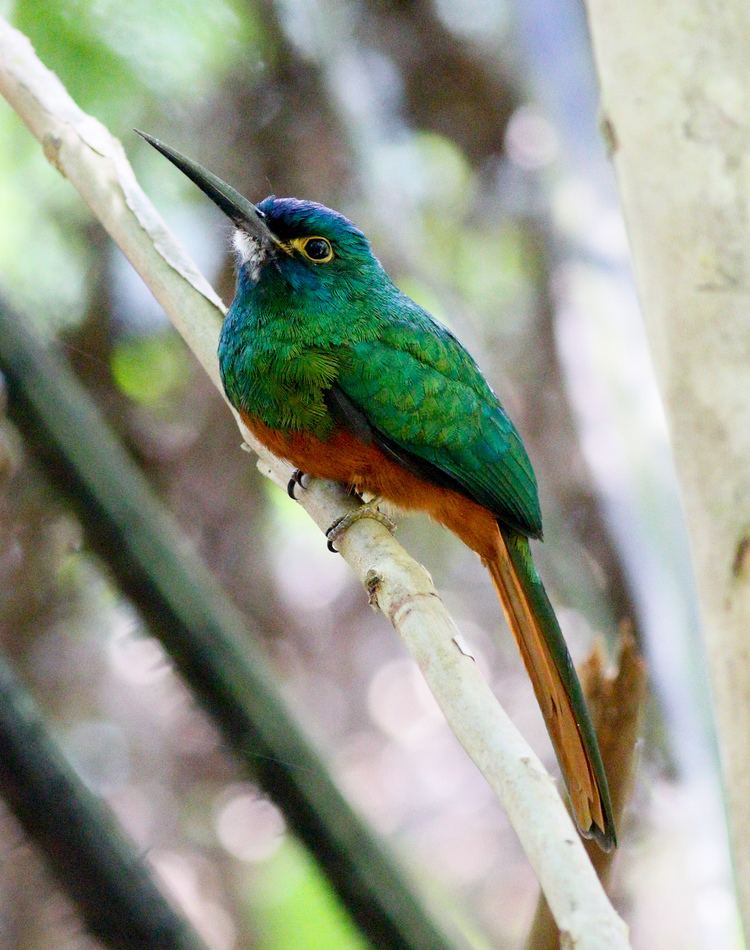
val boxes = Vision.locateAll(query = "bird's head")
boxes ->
[237,195,381,299]
[137,132,384,304]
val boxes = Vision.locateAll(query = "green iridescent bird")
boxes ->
[140,131,615,851]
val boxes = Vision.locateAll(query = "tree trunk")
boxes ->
[585,0,750,935]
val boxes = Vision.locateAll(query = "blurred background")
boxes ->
[0,0,740,947]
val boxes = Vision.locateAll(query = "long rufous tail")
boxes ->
[486,526,616,851]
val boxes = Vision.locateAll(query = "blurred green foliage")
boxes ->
[248,840,366,950]
[12,0,259,119]
[111,333,190,405]
[0,0,259,332]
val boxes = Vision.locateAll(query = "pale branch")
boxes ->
[584,0,750,938]
[0,17,629,947]
[527,633,647,950]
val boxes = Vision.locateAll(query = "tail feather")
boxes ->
[487,526,616,851]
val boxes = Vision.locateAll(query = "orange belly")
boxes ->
[243,411,498,558]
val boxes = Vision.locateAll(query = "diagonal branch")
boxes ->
[0,650,206,950]
[0,17,628,947]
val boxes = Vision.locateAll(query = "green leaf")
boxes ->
[110,332,190,405]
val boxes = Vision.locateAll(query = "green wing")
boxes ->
[334,308,542,538]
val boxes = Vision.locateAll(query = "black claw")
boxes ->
[325,516,343,554]
[287,469,306,499]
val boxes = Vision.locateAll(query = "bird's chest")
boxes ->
[218,315,335,437]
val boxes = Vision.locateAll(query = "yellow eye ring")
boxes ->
[292,236,334,264]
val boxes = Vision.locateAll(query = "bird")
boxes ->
[138,131,616,851]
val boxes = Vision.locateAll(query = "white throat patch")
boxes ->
[233,229,268,281]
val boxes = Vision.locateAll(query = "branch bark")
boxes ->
[584,0,750,937]
[0,17,629,947]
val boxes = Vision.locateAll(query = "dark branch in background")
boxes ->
[194,0,352,229]
[363,0,519,165]
[236,0,352,197]
[0,651,205,950]
[0,297,455,950]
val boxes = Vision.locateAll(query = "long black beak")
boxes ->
[135,130,280,251]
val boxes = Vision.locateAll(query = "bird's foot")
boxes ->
[326,500,396,553]
[287,469,308,499]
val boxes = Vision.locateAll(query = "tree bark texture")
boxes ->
[585,0,750,935]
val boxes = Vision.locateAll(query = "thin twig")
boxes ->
[0,17,629,947]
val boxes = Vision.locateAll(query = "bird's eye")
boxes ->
[299,236,333,263]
